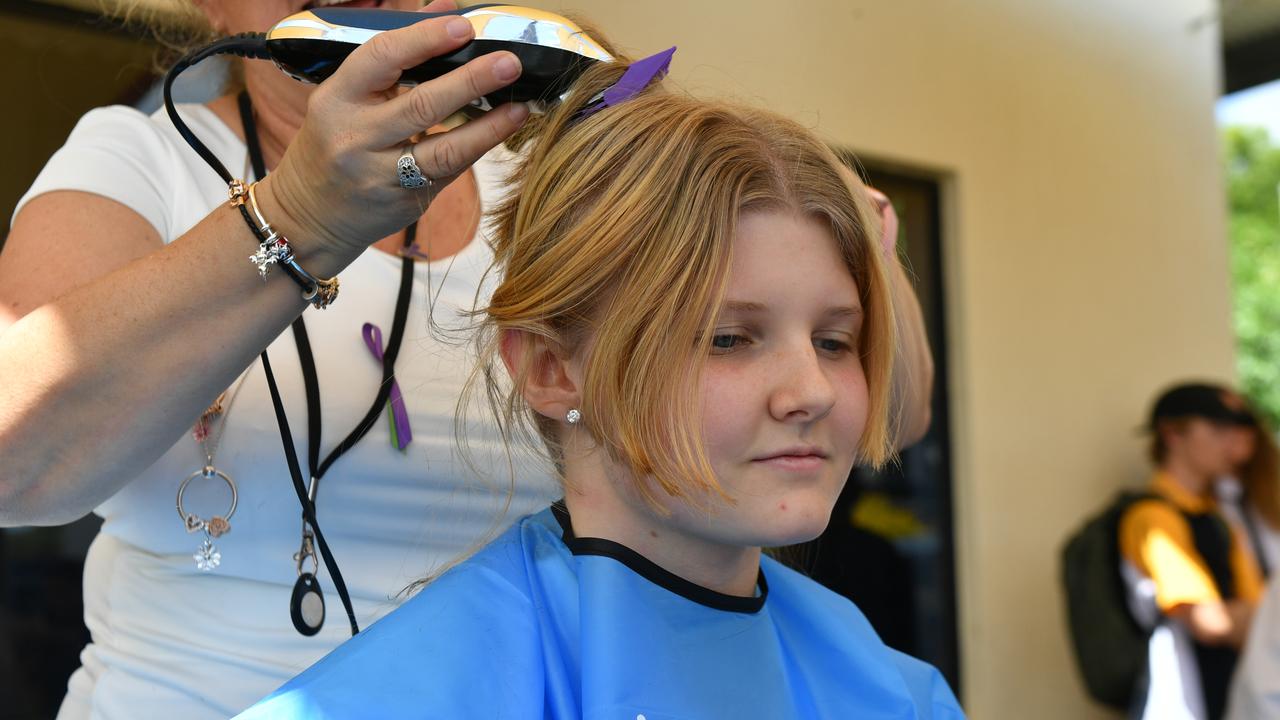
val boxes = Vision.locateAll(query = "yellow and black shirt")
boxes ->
[1119,471,1263,612]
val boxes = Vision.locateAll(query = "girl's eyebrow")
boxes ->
[722,300,768,313]
[824,306,863,319]
[720,301,863,318]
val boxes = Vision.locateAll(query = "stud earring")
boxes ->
[566,408,582,425]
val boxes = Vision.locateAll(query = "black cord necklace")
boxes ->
[237,91,417,637]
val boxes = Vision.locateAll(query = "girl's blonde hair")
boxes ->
[466,56,896,511]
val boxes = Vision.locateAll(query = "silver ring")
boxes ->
[397,147,431,190]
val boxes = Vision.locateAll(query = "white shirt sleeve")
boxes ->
[11,105,180,241]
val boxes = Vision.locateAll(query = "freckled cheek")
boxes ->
[698,365,760,461]
[829,365,870,449]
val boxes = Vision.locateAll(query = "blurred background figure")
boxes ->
[1216,389,1280,580]
[1219,388,1280,720]
[1120,383,1264,720]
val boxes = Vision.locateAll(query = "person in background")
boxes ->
[1222,389,1280,720]
[1217,390,1280,579]
[1121,383,1265,720]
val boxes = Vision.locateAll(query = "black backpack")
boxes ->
[1060,490,1157,709]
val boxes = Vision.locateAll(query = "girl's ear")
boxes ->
[499,329,582,423]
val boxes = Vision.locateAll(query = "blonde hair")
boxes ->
[104,1,228,77]
[105,0,206,30]
[465,58,896,512]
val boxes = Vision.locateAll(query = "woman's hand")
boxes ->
[258,9,529,264]
[858,181,936,449]
[864,186,899,260]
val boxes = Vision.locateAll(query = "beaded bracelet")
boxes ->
[227,180,340,310]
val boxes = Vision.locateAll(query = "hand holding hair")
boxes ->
[864,186,899,259]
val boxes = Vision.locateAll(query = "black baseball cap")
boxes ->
[1147,382,1256,430]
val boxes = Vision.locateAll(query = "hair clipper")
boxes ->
[265,4,613,114]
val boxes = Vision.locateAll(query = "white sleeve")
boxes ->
[1227,578,1280,720]
[11,105,179,241]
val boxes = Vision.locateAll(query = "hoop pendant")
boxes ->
[176,466,239,532]
[176,466,238,571]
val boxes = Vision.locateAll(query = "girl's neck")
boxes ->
[561,455,762,598]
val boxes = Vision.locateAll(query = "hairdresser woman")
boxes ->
[0,1,547,717]
[0,2,933,718]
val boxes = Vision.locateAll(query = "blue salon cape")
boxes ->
[238,506,964,719]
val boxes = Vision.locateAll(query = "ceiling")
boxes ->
[1222,0,1280,44]
[1221,0,1280,92]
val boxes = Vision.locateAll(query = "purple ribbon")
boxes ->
[362,322,412,451]
[578,46,676,120]
[400,242,430,261]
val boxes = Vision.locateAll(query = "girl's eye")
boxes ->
[815,337,853,354]
[711,334,749,352]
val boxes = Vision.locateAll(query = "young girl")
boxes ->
[237,51,964,720]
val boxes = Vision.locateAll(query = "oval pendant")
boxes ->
[290,572,326,636]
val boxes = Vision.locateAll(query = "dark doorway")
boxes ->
[804,161,960,693]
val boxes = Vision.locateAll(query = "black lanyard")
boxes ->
[238,91,417,636]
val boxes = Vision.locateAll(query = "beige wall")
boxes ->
[527,0,1234,717]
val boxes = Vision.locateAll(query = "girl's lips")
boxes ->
[753,454,827,472]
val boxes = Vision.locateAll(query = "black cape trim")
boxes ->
[550,501,768,614]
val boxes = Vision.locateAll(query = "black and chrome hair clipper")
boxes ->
[265,4,613,113]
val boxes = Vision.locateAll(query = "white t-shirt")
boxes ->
[13,104,557,720]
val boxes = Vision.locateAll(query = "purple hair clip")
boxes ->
[574,46,676,121]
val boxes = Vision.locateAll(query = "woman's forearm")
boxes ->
[0,202,346,526]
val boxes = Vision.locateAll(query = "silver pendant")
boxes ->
[177,466,238,572]
[194,537,222,572]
